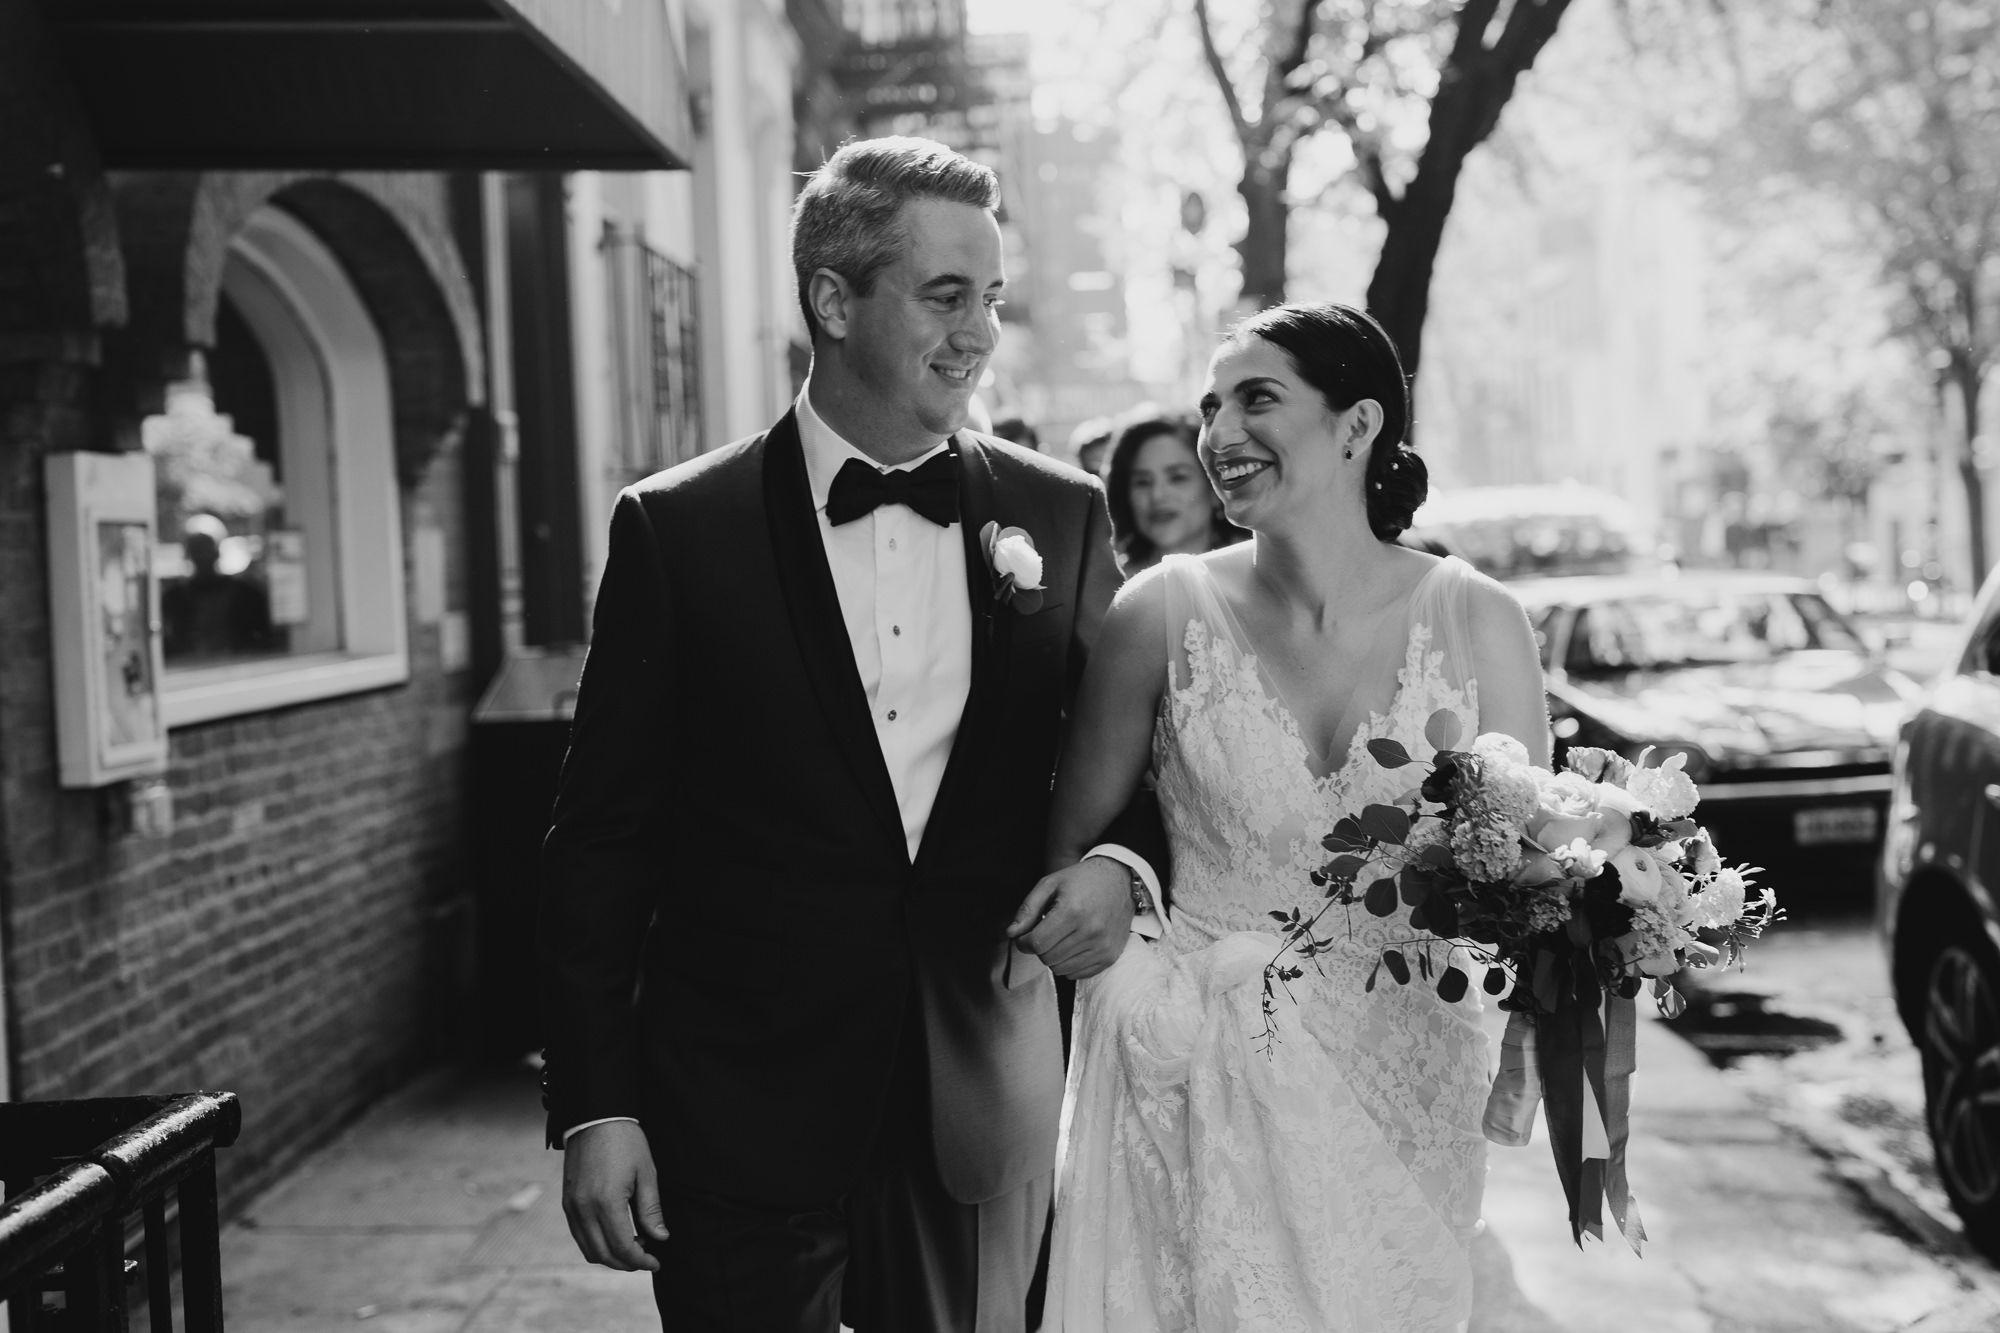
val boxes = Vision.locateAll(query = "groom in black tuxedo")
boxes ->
[538,137,1167,1331]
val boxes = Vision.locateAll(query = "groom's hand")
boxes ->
[561,1120,670,1272]
[1007,856,1135,979]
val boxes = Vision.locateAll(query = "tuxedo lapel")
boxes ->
[760,412,907,852]
[915,438,1011,871]
[956,435,1010,705]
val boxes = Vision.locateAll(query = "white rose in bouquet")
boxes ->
[1625,751,1701,820]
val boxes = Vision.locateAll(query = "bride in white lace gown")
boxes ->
[1031,304,1549,1332]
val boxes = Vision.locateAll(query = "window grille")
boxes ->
[603,226,703,478]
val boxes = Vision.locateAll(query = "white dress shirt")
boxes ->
[797,389,972,862]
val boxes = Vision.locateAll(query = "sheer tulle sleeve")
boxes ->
[1405,556,1484,732]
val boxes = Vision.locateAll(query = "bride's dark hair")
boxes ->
[1232,302,1426,542]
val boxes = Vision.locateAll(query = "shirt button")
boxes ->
[887,709,898,721]
[892,625,902,636]
[887,538,897,551]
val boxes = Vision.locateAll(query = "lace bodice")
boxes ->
[1154,607,1477,970]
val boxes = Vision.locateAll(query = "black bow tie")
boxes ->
[825,451,960,527]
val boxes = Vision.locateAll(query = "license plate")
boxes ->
[1794,805,1880,846]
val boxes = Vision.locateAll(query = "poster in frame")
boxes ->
[45,452,170,787]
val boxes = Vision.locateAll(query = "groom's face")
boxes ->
[840,198,1005,443]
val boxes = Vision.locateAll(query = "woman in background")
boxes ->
[1105,410,1244,573]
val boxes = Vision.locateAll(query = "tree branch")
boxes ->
[1276,0,1319,84]
[1319,98,1400,219]
[1192,0,1255,144]
[1451,0,1505,65]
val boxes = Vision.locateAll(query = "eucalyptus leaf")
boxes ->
[1483,965,1509,996]
[1436,966,1469,1003]
[1367,737,1414,768]
[1325,853,1368,881]
[1364,876,1399,917]
[1424,709,1464,753]
[1400,869,1432,906]
[1383,949,1411,985]
[1359,804,1411,845]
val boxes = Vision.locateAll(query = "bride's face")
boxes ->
[1197,337,1364,532]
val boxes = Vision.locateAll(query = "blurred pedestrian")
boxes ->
[1069,417,1113,477]
[991,412,1040,451]
[1104,410,1244,573]
[162,513,273,659]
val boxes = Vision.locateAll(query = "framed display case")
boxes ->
[45,452,170,787]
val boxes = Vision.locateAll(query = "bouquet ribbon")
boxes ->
[1482,961,1646,1252]
[1535,973,1646,1251]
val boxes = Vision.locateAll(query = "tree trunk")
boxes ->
[1366,67,1511,384]
[1956,358,1989,586]
[1366,0,1575,387]
[1365,169,1457,388]
[1234,150,1292,311]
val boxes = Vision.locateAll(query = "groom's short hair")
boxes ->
[792,137,1001,342]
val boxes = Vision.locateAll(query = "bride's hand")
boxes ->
[1007,857,1136,979]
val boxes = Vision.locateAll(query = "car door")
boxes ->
[1901,583,2000,1251]
[1951,606,2000,900]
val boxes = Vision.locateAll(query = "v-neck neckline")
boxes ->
[1190,556,1450,785]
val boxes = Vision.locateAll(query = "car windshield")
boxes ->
[1558,590,1866,674]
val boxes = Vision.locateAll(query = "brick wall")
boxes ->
[0,91,484,1206]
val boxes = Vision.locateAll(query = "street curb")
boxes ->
[1762,1098,2000,1313]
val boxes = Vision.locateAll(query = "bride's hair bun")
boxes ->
[1231,302,1427,542]
[1368,445,1428,543]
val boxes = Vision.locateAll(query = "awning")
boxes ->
[55,1,693,171]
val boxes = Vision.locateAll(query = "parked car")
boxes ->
[1878,567,2000,1258]
[1406,483,1651,581]
[1515,571,1919,881]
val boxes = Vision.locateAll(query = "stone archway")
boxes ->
[110,171,485,485]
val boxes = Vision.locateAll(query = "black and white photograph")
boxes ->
[2,1,1999,1331]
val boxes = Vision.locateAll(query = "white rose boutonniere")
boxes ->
[980,520,1045,614]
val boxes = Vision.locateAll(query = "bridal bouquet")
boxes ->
[1263,709,1778,1252]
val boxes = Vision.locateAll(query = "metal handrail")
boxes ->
[0,1092,241,1331]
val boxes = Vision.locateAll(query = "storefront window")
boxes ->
[145,204,407,728]
[147,301,293,664]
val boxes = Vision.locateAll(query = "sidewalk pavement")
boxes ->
[221,1062,656,1333]
[221,1010,2000,1333]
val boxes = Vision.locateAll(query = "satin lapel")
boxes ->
[760,412,906,852]
[915,437,1010,871]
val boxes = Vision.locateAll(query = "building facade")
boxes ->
[0,0,797,1215]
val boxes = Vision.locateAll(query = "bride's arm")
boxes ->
[1006,571,1173,975]
[1049,571,1174,865]
[1466,578,1553,767]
